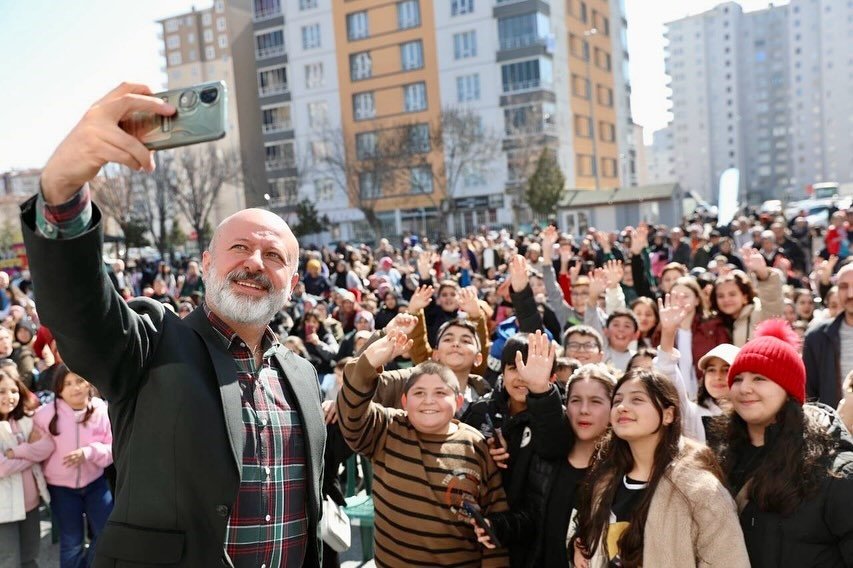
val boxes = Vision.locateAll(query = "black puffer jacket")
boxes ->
[732,404,853,568]
[464,385,572,567]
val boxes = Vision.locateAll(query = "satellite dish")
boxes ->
[717,168,740,226]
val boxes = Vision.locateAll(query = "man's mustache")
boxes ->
[226,269,273,291]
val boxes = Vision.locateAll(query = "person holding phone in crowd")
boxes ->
[21,83,326,567]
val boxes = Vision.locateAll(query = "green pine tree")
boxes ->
[525,148,566,217]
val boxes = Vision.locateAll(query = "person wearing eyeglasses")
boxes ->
[563,325,605,366]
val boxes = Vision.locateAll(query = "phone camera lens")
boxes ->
[178,91,198,109]
[200,88,219,105]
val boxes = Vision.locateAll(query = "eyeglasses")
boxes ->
[566,342,600,352]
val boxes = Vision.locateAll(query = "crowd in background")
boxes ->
[3,200,853,567]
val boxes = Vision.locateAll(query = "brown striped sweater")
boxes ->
[339,355,510,567]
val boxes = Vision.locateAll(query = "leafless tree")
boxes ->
[90,165,149,260]
[137,152,175,261]
[318,125,412,241]
[160,145,242,252]
[430,107,503,233]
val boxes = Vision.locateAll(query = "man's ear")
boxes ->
[201,250,211,274]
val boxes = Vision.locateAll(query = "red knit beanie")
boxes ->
[727,319,805,405]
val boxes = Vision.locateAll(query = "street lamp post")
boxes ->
[584,27,601,191]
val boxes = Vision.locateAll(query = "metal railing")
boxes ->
[265,158,296,171]
[499,34,547,51]
[262,121,292,134]
[258,83,289,97]
[253,2,282,21]
[256,44,285,59]
[502,79,552,94]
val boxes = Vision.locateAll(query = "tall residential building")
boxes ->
[157,2,250,227]
[659,0,853,205]
[161,0,633,241]
[646,127,676,185]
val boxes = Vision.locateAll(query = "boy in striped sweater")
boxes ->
[338,317,510,567]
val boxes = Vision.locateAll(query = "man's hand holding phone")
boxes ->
[41,83,176,204]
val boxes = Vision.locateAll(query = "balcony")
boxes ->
[262,121,292,134]
[256,44,286,60]
[258,83,289,97]
[253,2,282,21]
[502,79,552,94]
[265,158,296,171]
[499,34,548,51]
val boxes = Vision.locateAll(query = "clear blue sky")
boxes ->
[0,0,786,170]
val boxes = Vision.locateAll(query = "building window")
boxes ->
[347,11,369,40]
[315,179,335,201]
[261,104,292,133]
[400,40,424,70]
[599,121,616,142]
[299,0,318,9]
[398,0,420,29]
[356,131,377,160]
[305,62,324,88]
[204,29,214,43]
[205,46,216,59]
[501,58,552,93]
[571,74,590,98]
[408,124,430,153]
[165,18,179,32]
[256,28,285,59]
[350,52,372,80]
[568,33,585,58]
[258,65,288,96]
[215,0,225,12]
[218,35,228,48]
[451,0,474,16]
[596,85,613,107]
[168,52,183,66]
[166,35,181,50]
[302,24,321,49]
[410,166,433,193]
[601,157,618,177]
[188,50,198,61]
[187,32,196,44]
[354,92,376,120]
[594,48,611,71]
[359,172,380,199]
[202,12,212,25]
[269,178,298,205]
[576,154,596,176]
[308,101,328,127]
[453,30,477,59]
[456,74,480,102]
[404,82,427,112]
[573,114,592,138]
[498,12,549,50]
[311,141,330,161]
[216,17,227,31]
[265,142,295,170]
[253,0,281,20]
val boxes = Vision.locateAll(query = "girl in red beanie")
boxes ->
[717,319,853,568]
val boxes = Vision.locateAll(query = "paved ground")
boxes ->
[38,518,375,567]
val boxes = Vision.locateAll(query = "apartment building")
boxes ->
[659,0,853,205]
[160,0,633,241]
[158,2,251,227]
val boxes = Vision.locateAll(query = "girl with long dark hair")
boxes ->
[33,364,114,567]
[717,319,853,567]
[573,368,748,567]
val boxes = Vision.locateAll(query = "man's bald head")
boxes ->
[208,208,298,265]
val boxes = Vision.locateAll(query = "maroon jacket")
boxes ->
[690,313,732,377]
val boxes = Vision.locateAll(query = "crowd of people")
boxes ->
[4,82,853,567]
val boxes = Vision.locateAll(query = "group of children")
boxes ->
[0,362,113,567]
[335,271,853,567]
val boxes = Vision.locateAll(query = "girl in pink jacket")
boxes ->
[34,364,114,568]
[0,370,51,567]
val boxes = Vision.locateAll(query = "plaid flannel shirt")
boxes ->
[206,306,308,568]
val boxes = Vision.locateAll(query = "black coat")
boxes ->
[464,385,573,567]
[732,405,853,568]
[804,313,844,407]
[21,200,326,568]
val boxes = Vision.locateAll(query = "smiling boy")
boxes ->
[338,330,509,567]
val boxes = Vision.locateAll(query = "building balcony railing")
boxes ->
[499,34,548,51]
[256,44,286,60]
[265,159,296,171]
[253,3,282,22]
[262,121,292,134]
[502,79,552,94]
[258,83,289,97]
[267,195,299,208]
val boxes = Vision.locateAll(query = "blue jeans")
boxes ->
[49,475,114,568]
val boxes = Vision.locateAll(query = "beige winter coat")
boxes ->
[731,268,785,346]
[583,439,750,567]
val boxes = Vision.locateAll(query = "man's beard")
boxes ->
[205,264,289,326]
